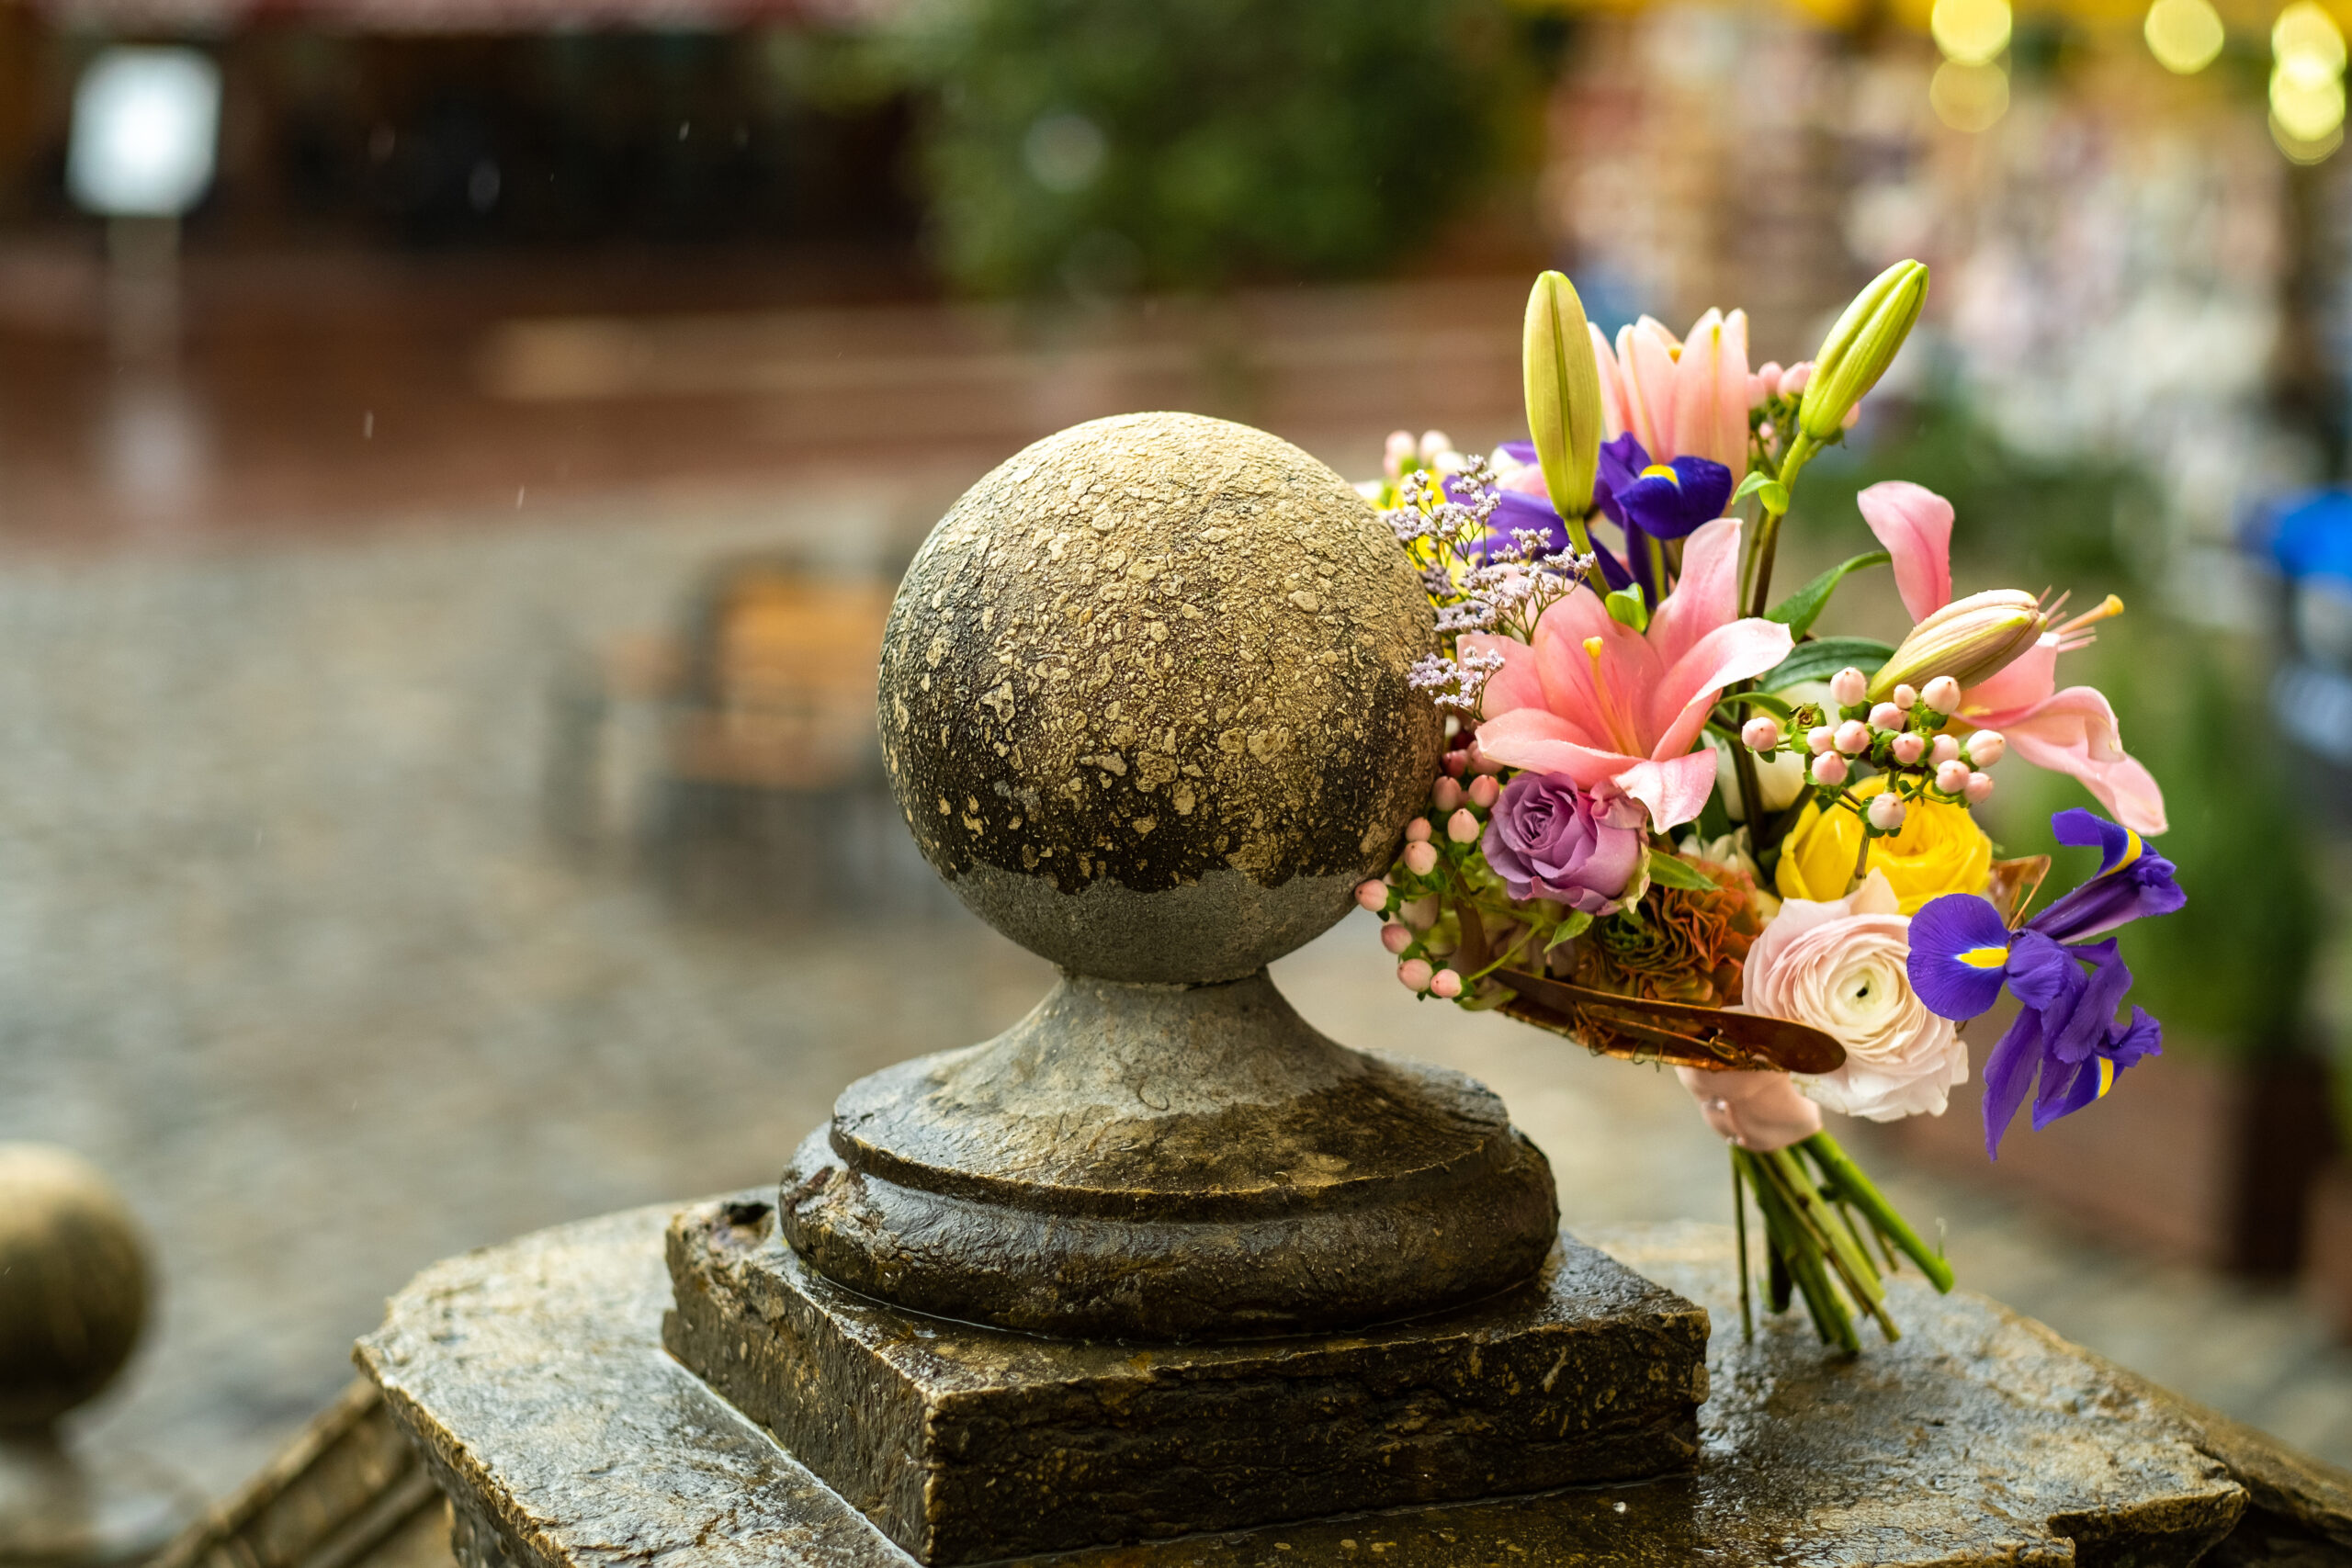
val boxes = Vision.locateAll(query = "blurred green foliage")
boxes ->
[880,0,1530,296]
[1805,399,2324,1063]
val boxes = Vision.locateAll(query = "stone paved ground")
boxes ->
[0,480,2346,1513]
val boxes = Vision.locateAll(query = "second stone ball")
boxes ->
[880,412,1442,983]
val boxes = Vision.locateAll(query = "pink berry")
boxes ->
[1811,753,1849,786]
[1355,880,1387,912]
[1930,734,1962,768]
[1741,716,1781,751]
[1467,740,1504,775]
[1403,841,1439,876]
[1442,750,1469,778]
[1783,361,1815,395]
[1447,809,1480,844]
[1869,703,1904,731]
[1964,772,1996,806]
[1922,676,1962,716]
[1891,733,1928,765]
[1466,773,1500,808]
[1430,969,1464,999]
[1432,777,1465,812]
[1834,720,1871,755]
[1381,922,1414,954]
[1935,760,1971,795]
[1891,683,1919,711]
[1829,667,1868,707]
[1405,818,1432,843]
[1965,730,2006,768]
[1398,958,1434,992]
[1807,725,1836,755]
[1867,793,1907,832]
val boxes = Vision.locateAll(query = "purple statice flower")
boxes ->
[1480,772,1645,914]
[1905,809,2184,1157]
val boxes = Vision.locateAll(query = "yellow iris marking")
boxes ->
[1638,463,1679,484]
[2114,829,2143,871]
[1959,944,2009,969]
[2096,1057,2116,1099]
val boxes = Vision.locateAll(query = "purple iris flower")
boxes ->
[1470,443,1633,590]
[1905,808,2183,1157]
[1592,434,1734,544]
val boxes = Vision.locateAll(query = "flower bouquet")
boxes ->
[1356,265,2187,1349]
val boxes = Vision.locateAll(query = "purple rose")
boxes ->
[1480,773,1645,914]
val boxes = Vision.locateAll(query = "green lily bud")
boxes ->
[1798,259,1928,442]
[1870,589,2046,700]
[1523,271,1603,535]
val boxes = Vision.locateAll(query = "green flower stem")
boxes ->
[1767,1147,1897,1342]
[1802,1133,1955,1292]
[1743,430,1819,620]
[1765,1213,1793,1314]
[1732,1145,1754,1342]
[1749,1162,1857,1350]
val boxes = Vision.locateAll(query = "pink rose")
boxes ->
[1674,1066,1823,1152]
[1737,870,1967,1122]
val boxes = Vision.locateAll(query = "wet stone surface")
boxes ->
[666,1195,1703,1564]
[361,1203,2352,1568]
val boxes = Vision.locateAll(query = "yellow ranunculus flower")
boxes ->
[1773,776,1991,913]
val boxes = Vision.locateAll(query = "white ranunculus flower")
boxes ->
[1736,869,1967,1122]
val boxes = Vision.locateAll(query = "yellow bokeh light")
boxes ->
[2272,110,2345,160]
[2274,1,2347,76]
[1930,59,2011,129]
[1931,0,2013,64]
[2144,0,2226,73]
[2270,62,2347,138]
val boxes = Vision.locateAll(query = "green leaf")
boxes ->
[1758,636,1895,694]
[1645,850,1716,892]
[1543,908,1593,951]
[1604,585,1650,632]
[1731,470,1791,513]
[1766,550,1891,638]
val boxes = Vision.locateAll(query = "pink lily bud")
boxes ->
[1466,739,1504,775]
[1385,430,1415,479]
[1355,879,1387,911]
[1432,776,1464,812]
[1834,720,1871,755]
[1811,753,1850,786]
[1381,921,1414,954]
[1891,733,1928,765]
[1807,725,1836,754]
[1430,968,1464,999]
[1741,716,1781,751]
[1403,841,1439,876]
[1398,958,1434,992]
[1467,773,1501,808]
[1867,793,1907,832]
[1829,666,1868,707]
[1891,683,1918,711]
[1869,703,1904,731]
[1405,818,1431,843]
[1922,676,1963,716]
[1935,760,1971,795]
[1930,734,1962,768]
[1447,809,1480,844]
[1964,772,1996,805]
[1782,361,1815,395]
[1965,730,2006,768]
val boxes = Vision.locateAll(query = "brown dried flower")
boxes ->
[1574,859,1763,1009]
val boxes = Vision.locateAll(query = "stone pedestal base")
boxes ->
[358,1201,2352,1568]
[663,1197,1704,1564]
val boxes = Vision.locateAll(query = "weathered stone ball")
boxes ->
[0,1145,149,1427]
[880,412,1443,983]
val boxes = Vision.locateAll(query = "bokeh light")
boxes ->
[2143,0,2226,73]
[2271,0,2346,160]
[1931,58,2012,129]
[2275,0,2347,80]
[1931,0,2014,65]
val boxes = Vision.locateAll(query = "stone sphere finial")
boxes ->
[879,412,1443,982]
[0,1145,148,1428]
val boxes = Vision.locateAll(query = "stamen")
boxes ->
[2056,593,2125,639]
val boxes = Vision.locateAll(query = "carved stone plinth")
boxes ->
[357,1203,2352,1568]
[664,1196,1705,1565]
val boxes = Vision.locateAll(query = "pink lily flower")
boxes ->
[1588,309,1752,486]
[1860,481,2167,835]
[1466,517,1793,831]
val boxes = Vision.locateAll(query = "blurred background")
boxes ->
[4,0,2352,1543]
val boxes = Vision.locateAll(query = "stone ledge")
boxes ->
[663,1196,1704,1562]
[356,1201,2352,1568]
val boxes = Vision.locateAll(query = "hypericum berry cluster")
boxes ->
[1738,666,2003,838]
[1353,758,1510,999]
